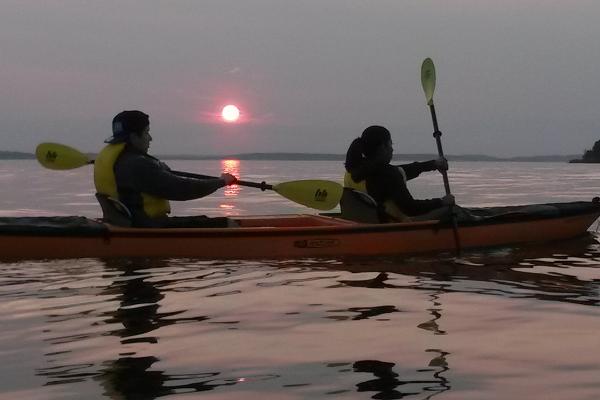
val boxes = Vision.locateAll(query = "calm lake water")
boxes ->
[1,159,600,400]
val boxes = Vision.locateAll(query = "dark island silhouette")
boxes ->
[0,151,35,159]
[570,140,600,163]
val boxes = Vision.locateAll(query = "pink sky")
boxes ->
[1,1,599,156]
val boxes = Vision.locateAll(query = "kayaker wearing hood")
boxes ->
[344,125,454,222]
[94,110,237,227]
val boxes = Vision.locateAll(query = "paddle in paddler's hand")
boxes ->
[35,142,343,211]
[421,58,461,254]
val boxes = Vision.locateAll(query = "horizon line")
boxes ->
[0,150,582,161]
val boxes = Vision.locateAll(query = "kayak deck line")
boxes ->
[105,215,442,237]
[1,200,599,260]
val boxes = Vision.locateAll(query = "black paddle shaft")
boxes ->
[428,102,461,255]
[172,170,273,191]
[236,180,273,191]
[428,103,452,196]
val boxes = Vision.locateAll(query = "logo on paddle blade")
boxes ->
[423,69,433,81]
[45,150,58,163]
[314,188,328,202]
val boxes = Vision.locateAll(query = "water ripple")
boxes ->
[2,161,600,399]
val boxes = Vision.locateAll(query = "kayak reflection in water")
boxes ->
[343,125,456,223]
[94,110,238,228]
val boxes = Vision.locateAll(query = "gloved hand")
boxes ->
[221,173,238,186]
[435,157,448,172]
[441,194,455,206]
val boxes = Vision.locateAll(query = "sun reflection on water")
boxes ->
[221,159,240,198]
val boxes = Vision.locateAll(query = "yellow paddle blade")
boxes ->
[35,142,91,170]
[273,180,343,211]
[421,58,436,106]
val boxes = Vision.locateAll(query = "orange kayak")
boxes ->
[1,201,599,260]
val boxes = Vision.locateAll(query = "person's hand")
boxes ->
[221,173,238,186]
[435,157,448,172]
[441,194,455,206]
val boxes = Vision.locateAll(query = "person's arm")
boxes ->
[130,157,226,201]
[371,166,444,216]
[171,170,218,180]
[147,159,217,180]
[396,160,438,181]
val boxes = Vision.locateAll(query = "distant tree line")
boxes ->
[570,140,600,163]
[0,151,35,160]
[0,150,579,162]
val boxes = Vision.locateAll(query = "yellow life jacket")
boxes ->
[94,144,171,218]
[343,171,411,222]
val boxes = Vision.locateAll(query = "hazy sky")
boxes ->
[1,1,599,156]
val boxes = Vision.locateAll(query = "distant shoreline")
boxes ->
[0,150,580,162]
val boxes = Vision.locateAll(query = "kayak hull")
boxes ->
[1,202,599,260]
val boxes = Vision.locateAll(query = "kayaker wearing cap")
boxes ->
[344,125,454,222]
[94,110,238,228]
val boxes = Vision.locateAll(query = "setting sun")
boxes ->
[221,105,240,122]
